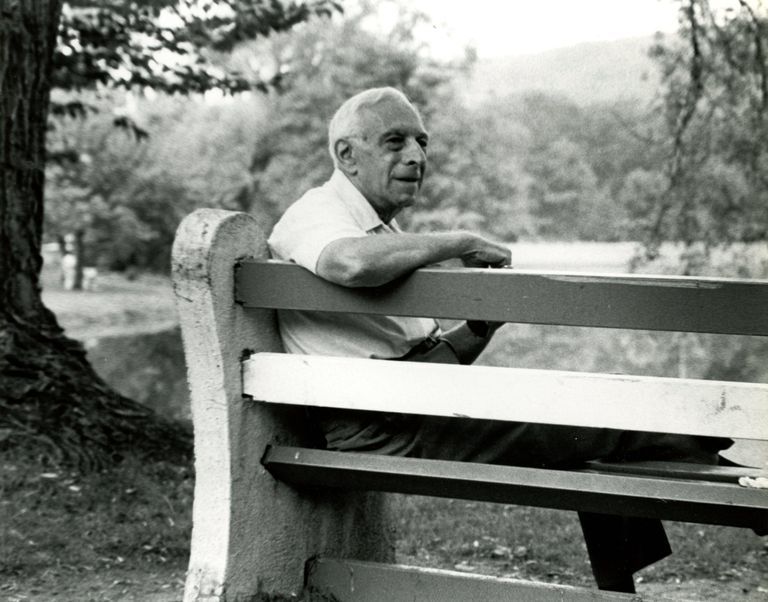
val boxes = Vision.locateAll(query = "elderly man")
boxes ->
[268,87,730,593]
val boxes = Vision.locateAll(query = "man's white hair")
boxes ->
[327,87,417,168]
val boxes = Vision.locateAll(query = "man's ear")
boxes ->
[334,139,357,175]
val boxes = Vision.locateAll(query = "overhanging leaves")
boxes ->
[52,0,342,95]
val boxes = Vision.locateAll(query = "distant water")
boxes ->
[512,241,639,273]
[511,241,768,277]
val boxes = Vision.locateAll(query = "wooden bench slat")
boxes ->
[263,446,768,530]
[585,460,768,483]
[236,261,768,336]
[306,558,639,601]
[243,353,768,440]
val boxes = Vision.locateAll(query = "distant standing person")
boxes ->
[61,251,77,291]
[268,87,732,593]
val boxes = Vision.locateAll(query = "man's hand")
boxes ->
[458,234,512,268]
[459,235,511,343]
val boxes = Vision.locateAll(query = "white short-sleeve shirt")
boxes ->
[268,169,439,359]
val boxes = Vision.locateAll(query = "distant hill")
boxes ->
[459,36,663,107]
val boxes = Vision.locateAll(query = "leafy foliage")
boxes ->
[414,93,662,242]
[53,0,342,97]
[44,0,768,275]
[45,92,265,271]
[408,96,529,239]
[630,0,768,271]
[45,0,340,273]
[217,3,655,244]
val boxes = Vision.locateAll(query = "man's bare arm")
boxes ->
[316,232,511,287]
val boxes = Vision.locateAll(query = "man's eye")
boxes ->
[385,137,404,148]
[417,138,428,149]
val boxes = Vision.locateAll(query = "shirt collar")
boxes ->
[328,169,388,232]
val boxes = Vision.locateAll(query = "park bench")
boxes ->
[172,208,768,601]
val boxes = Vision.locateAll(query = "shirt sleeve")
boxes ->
[268,192,367,274]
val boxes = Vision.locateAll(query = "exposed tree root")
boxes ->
[0,314,191,472]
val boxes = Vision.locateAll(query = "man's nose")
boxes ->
[401,138,426,164]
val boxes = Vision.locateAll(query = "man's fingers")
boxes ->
[489,253,511,268]
[460,237,512,268]
[488,250,512,268]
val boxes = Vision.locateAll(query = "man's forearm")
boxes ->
[317,232,510,287]
[317,232,468,286]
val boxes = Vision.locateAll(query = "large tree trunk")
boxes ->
[0,1,190,469]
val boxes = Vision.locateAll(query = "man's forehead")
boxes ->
[359,98,426,136]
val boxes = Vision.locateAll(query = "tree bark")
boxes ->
[0,1,190,469]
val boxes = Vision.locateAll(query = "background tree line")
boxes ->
[43,4,660,275]
[45,0,767,281]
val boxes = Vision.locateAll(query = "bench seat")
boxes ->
[263,445,768,530]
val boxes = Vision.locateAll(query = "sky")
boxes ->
[410,0,683,58]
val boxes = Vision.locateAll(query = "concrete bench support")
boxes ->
[172,209,392,601]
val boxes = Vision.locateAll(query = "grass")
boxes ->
[0,453,191,601]
[392,495,768,590]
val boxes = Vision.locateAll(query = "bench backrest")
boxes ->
[239,260,768,442]
[237,260,768,335]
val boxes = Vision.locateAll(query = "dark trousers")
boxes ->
[313,341,730,591]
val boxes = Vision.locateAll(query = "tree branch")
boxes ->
[737,0,768,115]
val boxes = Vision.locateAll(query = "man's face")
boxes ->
[351,97,429,222]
